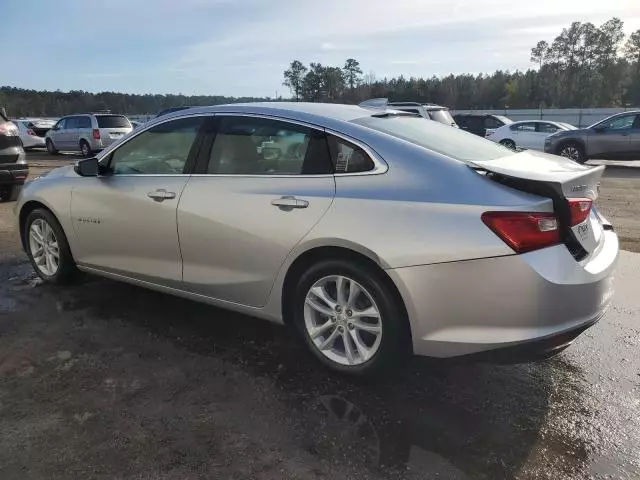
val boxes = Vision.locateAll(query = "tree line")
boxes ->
[0,88,271,118]
[1,17,639,117]
[283,18,640,109]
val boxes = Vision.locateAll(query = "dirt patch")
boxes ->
[596,175,640,253]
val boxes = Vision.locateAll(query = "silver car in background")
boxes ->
[45,113,132,157]
[16,103,618,375]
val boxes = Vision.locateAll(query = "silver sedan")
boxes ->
[15,103,618,375]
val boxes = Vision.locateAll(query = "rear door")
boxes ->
[95,115,133,147]
[178,114,335,307]
[511,122,537,148]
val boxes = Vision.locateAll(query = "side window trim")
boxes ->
[325,129,388,176]
[194,113,334,177]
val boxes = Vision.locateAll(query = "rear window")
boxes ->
[428,109,455,126]
[96,115,131,128]
[353,116,512,162]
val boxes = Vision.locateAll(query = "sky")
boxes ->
[3,0,640,97]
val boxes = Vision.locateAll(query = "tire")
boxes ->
[46,139,59,155]
[0,185,22,202]
[24,208,78,284]
[500,139,516,150]
[293,259,410,376]
[557,141,586,164]
[79,140,92,158]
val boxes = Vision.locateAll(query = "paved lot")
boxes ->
[0,151,639,479]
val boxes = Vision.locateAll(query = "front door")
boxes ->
[179,114,336,307]
[589,113,634,157]
[49,118,68,149]
[70,115,207,286]
[627,114,640,157]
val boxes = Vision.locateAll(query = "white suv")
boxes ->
[45,113,132,157]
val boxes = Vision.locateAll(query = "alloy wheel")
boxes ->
[560,145,582,161]
[28,218,60,276]
[304,275,383,366]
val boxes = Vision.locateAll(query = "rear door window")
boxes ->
[206,116,332,175]
[96,115,131,128]
[78,116,92,129]
[537,123,559,133]
[484,117,502,129]
[514,122,537,132]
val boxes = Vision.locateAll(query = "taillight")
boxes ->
[482,211,561,253]
[26,129,36,136]
[92,128,101,139]
[568,198,592,226]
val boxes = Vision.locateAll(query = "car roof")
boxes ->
[155,102,392,128]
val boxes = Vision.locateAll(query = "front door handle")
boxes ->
[147,189,176,202]
[271,196,309,209]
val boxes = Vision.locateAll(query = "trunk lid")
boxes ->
[472,150,605,259]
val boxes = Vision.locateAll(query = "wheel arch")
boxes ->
[280,244,411,345]
[19,201,57,250]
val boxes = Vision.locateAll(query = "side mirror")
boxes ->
[74,157,99,177]
[593,125,606,133]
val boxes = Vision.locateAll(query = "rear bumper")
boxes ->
[21,135,46,148]
[387,230,618,359]
[0,164,29,186]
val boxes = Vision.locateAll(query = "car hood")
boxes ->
[36,164,75,180]
[549,127,589,139]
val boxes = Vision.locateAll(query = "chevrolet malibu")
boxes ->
[15,103,618,375]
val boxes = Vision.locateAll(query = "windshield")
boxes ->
[96,115,131,128]
[428,109,456,126]
[354,115,513,162]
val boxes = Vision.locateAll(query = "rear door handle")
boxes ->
[147,189,176,202]
[271,196,309,209]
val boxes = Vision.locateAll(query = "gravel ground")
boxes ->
[0,151,638,479]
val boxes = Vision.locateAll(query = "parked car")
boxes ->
[544,111,640,163]
[45,113,132,157]
[453,113,513,137]
[487,120,577,151]
[12,118,57,150]
[155,106,196,118]
[0,108,28,201]
[17,103,617,375]
[359,99,458,127]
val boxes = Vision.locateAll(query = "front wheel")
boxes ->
[46,139,59,155]
[558,142,586,164]
[24,208,78,284]
[294,259,410,375]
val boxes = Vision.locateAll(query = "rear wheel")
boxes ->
[46,139,59,155]
[80,140,92,158]
[500,139,517,150]
[558,142,586,163]
[293,259,410,375]
[24,208,78,284]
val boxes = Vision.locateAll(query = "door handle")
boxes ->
[147,189,176,202]
[271,196,309,209]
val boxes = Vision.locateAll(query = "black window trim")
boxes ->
[96,113,211,177]
[191,112,387,177]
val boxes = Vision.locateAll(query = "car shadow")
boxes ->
[6,270,594,479]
